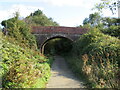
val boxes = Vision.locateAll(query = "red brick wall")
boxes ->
[31,26,88,34]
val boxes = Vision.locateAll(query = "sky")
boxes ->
[0,0,118,27]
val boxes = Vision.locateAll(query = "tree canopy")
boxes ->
[25,9,59,26]
[93,0,119,14]
[81,12,120,39]
[83,12,102,27]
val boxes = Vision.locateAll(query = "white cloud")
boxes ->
[41,0,100,8]
[0,0,105,27]
[42,0,83,7]
[58,17,85,27]
[0,10,8,21]
[0,4,44,23]
[1,0,99,8]
[9,4,44,17]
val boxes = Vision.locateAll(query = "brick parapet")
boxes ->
[31,26,88,34]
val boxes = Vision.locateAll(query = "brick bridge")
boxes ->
[31,26,88,53]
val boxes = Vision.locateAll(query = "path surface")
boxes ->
[46,56,85,88]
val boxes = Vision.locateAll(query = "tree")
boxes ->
[1,12,37,49]
[83,12,102,27]
[100,17,120,38]
[83,18,89,25]
[94,0,119,15]
[25,10,59,26]
[82,12,120,28]
[102,17,120,26]
[32,9,43,16]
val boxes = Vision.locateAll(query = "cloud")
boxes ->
[8,4,44,17]
[58,16,85,27]
[0,10,8,21]
[42,0,83,7]
[1,0,40,2]
[40,0,100,8]
[0,4,44,23]
[1,0,99,8]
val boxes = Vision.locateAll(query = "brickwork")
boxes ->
[32,26,88,34]
[31,26,88,53]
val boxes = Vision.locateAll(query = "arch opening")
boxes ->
[41,36,73,55]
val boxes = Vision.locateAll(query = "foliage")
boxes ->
[101,17,120,27]
[82,13,120,39]
[82,13,119,28]
[64,28,120,88]
[1,12,37,49]
[25,9,59,26]
[93,0,119,14]
[31,9,43,16]
[0,37,51,88]
[99,17,120,39]
[0,10,60,88]
[83,12,102,27]
[82,53,119,88]
[0,10,59,88]
[101,25,120,39]
[44,38,73,55]
[53,38,72,55]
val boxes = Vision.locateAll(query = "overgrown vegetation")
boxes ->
[0,5,119,88]
[1,12,37,50]
[1,35,51,88]
[64,28,120,88]
[25,9,59,26]
[64,3,120,88]
[44,38,73,55]
[0,10,56,88]
[81,12,120,39]
[101,25,120,39]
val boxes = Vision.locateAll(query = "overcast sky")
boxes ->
[0,0,118,27]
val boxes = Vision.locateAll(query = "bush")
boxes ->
[1,38,51,88]
[65,28,120,88]
[1,13,37,50]
[75,28,120,65]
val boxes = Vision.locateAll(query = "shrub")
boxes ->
[1,38,51,88]
[65,28,120,88]
[82,54,119,88]
[1,13,37,50]
[75,28,120,66]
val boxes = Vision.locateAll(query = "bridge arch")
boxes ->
[32,26,89,53]
[40,35,73,54]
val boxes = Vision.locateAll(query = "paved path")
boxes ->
[46,56,86,88]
